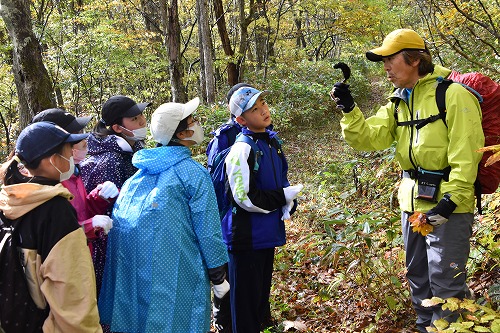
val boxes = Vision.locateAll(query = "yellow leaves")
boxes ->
[477,144,500,167]
[421,296,444,308]
[421,297,500,332]
[408,212,434,236]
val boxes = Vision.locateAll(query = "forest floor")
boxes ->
[266,124,418,332]
[217,121,500,333]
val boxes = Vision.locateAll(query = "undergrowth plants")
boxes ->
[322,206,411,323]
[314,142,500,330]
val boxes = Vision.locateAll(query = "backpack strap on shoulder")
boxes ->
[235,133,263,172]
[394,99,401,125]
[436,77,452,113]
[394,79,451,130]
[433,76,454,129]
[394,98,444,129]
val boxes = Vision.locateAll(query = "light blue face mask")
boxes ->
[50,154,75,182]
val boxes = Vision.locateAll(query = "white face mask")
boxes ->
[72,147,88,164]
[184,122,205,145]
[50,154,75,182]
[120,126,147,141]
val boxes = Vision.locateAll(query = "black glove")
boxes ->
[330,82,355,113]
[208,264,227,285]
[209,264,230,299]
[426,194,457,226]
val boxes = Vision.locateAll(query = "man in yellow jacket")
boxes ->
[331,29,484,332]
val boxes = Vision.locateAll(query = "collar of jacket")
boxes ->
[388,64,453,105]
[0,183,73,220]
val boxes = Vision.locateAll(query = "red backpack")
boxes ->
[436,71,500,213]
[394,71,500,213]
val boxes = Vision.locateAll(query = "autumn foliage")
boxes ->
[408,212,434,236]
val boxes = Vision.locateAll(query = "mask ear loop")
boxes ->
[49,155,64,175]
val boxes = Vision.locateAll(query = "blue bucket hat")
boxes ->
[229,87,269,117]
[15,122,89,164]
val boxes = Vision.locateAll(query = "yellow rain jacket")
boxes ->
[341,65,484,213]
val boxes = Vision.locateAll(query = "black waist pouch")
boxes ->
[416,168,450,203]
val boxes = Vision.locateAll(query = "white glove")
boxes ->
[92,215,113,234]
[96,181,119,200]
[212,280,230,299]
[426,214,448,226]
[281,200,294,221]
[283,184,303,203]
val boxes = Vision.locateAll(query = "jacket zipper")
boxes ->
[268,140,280,189]
[407,94,417,213]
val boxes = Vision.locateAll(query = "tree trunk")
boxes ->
[197,0,215,103]
[164,0,187,102]
[237,0,256,82]
[213,0,238,86]
[254,0,268,71]
[0,0,56,130]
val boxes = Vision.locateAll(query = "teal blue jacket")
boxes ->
[98,146,228,332]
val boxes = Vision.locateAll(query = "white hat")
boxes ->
[150,97,200,145]
[229,87,269,117]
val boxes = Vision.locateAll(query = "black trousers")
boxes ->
[228,248,275,333]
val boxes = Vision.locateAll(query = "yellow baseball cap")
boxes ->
[366,29,427,62]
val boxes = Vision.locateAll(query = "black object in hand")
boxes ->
[331,82,355,113]
[334,62,351,83]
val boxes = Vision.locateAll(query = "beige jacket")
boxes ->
[0,182,102,333]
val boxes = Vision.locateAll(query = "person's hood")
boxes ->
[87,133,142,155]
[391,65,452,103]
[132,146,192,175]
[0,183,73,220]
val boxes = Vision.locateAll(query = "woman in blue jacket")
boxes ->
[98,97,229,333]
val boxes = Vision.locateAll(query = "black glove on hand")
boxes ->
[330,82,355,113]
[209,264,230,299]
[426,194,457,226]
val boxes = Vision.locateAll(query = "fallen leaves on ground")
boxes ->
[283,320,307,332]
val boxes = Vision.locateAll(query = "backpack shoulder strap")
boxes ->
[436,78,453,114]
[235,133,263,172]
[394,81,449,129]
[270,135,284,159]
[393,98,426,127]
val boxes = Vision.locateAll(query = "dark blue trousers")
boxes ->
[228,248,275,333]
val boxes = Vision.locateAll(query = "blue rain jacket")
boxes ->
[98,146,228,333]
